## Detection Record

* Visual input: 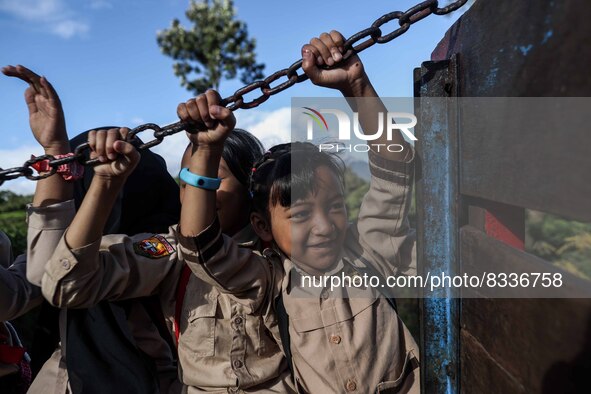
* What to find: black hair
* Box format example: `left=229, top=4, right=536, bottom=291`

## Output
left=249, top=142, right=345, bottom=217
left=222, top=128, right=264, bottom=187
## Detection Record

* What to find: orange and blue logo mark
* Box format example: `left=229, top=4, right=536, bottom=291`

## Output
left=302, top=107, right=329, bottom=131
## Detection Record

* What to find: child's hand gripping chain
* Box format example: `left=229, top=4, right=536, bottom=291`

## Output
left=176, top=90, right=236, bottom=238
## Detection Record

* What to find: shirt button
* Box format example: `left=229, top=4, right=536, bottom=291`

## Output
left=233, top=360, right=243, bottom=369
left=234, top=316, right=243, bottom=325
left=345, top=379, right=357, bottom=392
left=330, top=335, right=341, bottom=344
left=61, top=259, right=71, bottom=270
left=321, top=290, right=329, bottom=300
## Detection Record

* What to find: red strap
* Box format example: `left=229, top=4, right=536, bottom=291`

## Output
left=0, top=343, right=26, bottom=364
left=173, top=265, right=192, bottom=345
left=30, top=153, right=84, bottom=181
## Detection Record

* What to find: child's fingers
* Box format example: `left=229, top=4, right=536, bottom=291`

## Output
left=303, top=44, right=322, bottom=65
left=15, top=65, right=45, bottom=96
left=319, top=32, right=342, bottom=63
left=310, top=37, right=334, bottom=66
left=328, top=31, right=346, bottom=62
left=195, top=95, right=213, bottom=128
left=1, top=65, right=18, bottom=77
left=119, top=127, right=131, bottom=141
left=177, top=102, right=190, bottom=122
left=94, top=130, right=107, bottom=162
left=301, top=45, right=322, bottom=83
left=329, top=30, right=346, bottom=50
left=23, top=87, right=39, bottom=114
left=40, top=76, right=61, bottom=103
left=3, top=65, right=44, bottom=96
left=204, top=89, right=222, bottom=105
left=205, top=90, right=222, bottom=119
left=105, top=128, right=120, bottom=160
left=88, top=130, right=98, bottom=159
left=210, top=105, right=236, bottom=130
left=185, top=98, right=203, bottom=124
left=113, top=140, right=140, bottom=163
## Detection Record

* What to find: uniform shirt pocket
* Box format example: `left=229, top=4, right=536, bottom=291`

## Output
left=180, top=293, right=218, bottom=358
left=376, top=349, right=420, bottom=394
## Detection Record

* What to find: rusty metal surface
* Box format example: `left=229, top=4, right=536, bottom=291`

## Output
left=431, top=0, right=591, bottom=96
left=414, top=55, right=461, bottom=394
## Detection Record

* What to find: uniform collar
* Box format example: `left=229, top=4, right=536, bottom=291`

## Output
left=280, top=249, right=349, bottom=293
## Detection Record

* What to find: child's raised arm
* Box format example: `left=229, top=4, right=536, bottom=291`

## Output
left=175, top=92, right=277, bottom=309
left=177, top=90, right=236, bottom=237
left=64, top=128, right=139, bottom=249
left=300, top=31, right=411, bottom=162
left=2, top=65, right=77, bottom=285
left=301, top=33, right=416, bottom=279
left=2, top=65, right=73, bottom=206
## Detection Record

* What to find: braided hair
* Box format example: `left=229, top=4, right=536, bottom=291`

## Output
left=248, top=142, right=345, bottom=217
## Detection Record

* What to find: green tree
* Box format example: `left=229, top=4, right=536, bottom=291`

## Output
left=526, top=211, right=591, bottom=280
left=157, top=0, right=265, bottom=95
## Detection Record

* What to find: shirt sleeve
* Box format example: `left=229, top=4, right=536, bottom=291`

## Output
left=0, top=254, right=43, bottom=321
left=176, top=218, right=278, bottom=314
left=347, top=147, right=417, bottom=278
left=41, top=227, right=182, bottom=308
left=27, top=200, right=76, bottom=286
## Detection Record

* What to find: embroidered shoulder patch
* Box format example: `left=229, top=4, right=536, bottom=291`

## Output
left=133, top=234, right=175, bottom=259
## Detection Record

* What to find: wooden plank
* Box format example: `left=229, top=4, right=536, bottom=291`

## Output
left=458, top=97, right=591, bottom=222
left=460, top=330, right=526, bottom=394
left=430, top=0, right=591, bottom=221
left=460, top=226, right=591, bottom=298
left=461, top=298, right=591, bottom=393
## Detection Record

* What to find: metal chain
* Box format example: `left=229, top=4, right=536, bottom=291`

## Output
left=0, top=0, right=467, bottom=186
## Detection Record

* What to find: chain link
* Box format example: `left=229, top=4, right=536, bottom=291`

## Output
left=0, top=0, right=467, bottom=186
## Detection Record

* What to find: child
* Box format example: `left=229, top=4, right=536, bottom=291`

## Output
left=37, top=99, right=294, bottom=390
left=172, top=31, right=420, bottom=393
left=2, top=64, right=180, bottom=394
left=1, top=231, right=40, bottom=394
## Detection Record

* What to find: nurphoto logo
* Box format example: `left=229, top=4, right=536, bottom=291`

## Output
left=302, top=107, right=417, bottom=153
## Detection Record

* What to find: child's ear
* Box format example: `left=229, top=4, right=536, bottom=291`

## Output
left=250, top=212, right=273, bottom=242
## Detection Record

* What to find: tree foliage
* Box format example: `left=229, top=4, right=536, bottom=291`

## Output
left=526, top=211, right=591, bottom=280
left=0, top=191, right=32, bottom=256
left=157, top=0, right=265, bottom=95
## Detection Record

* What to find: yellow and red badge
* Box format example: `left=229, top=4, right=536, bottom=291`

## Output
left=133, top=234, right=175, bottom=259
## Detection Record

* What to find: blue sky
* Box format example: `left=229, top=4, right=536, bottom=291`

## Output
left=0, top=0, right=469, bottom=193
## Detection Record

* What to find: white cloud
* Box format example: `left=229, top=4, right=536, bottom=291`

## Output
left=235, top=106, right=291, bottom=150
left=152, top=107, right=292, bottom=179
left=0, top=0, right=63, bottom=20
left=0, top=0, right=90, bottom=39
left=51, top=19, right=89, bottom=38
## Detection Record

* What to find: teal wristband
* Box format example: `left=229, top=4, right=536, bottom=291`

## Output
left=179, top=168, right=221, bottom=190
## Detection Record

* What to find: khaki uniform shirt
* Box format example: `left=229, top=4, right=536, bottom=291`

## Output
left=0, top=254, right=43, bottom=322
left=41, top=216, right=293, bottom=393
left=0, top=233, right=42, bottom=381
left=26, top=200, right=179, bottom=394
left=176, top=149, right=420, bottom=394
